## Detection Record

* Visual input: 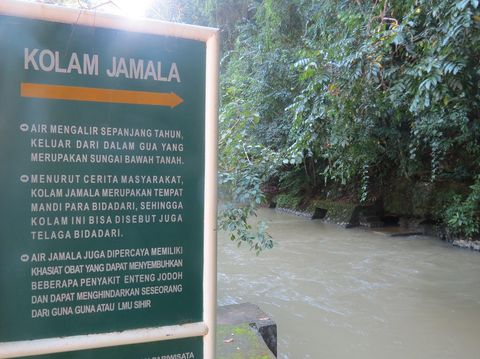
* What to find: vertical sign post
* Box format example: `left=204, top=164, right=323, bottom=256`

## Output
left=0, top=1, right=219, bottom=358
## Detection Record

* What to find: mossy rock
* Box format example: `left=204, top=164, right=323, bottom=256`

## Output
left=216, top=323, right=275, bottom=359
left=384, top=179, right=414, bottom=216
left=384, top=179, right=470, bottom=218
left=311, top=200, right=358, bottom=225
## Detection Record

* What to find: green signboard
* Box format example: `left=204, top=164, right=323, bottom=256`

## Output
left=0, top=3, right=216, bottom=357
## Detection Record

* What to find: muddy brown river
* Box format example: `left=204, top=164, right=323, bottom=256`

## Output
left=217, top=208, right=480, bottom=359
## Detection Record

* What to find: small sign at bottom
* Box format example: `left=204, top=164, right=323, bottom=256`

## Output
left=20, top=337, right=202, bottom=359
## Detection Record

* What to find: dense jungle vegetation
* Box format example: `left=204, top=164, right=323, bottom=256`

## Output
left=56, top=0, right=480, bottom=250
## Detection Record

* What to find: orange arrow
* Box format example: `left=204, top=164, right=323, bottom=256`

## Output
left=21, top=83, right=184, bottom=108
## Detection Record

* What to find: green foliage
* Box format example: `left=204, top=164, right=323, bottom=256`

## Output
left=218, top=205, right=273, bottom=254
left=444, top=176, right=480, bottom=238
left=217, top=58, right=280, bottom=251
left=216, top=1, right=302, bottom=250
left=276, top=193, right=301, bottom=209
left=218, top=0, right=480, bottom=239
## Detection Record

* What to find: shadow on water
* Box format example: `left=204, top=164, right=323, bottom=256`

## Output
left=217, top=208, right=480, bottom=359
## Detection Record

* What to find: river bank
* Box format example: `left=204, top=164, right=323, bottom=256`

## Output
left=272, top=198, right=480, bottom=252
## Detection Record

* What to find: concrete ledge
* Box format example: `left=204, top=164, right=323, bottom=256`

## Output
left=217, top=303, right=277, bottom=358
left=216, top=323, right=275, bottom=359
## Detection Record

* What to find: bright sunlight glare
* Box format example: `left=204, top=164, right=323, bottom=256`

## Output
left=114, top=0, right=154, bottom=19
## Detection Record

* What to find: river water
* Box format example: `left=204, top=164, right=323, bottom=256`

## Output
left=217, top=208, right=480, bottom=359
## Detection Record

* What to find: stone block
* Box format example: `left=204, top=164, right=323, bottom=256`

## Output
left=217, top=303, right=277, bottom=357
